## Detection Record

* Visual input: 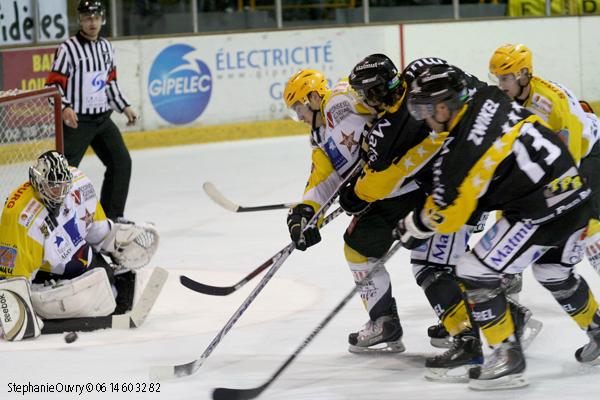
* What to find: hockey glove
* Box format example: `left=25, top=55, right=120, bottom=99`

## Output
left=287, top=204, right=321, bottom=251
left=339, top=181, right=370, bottom=216
left=393, top=210, right=434, bottom=249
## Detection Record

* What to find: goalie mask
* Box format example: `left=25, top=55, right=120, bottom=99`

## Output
left=29, top=151, right=73, bottom=214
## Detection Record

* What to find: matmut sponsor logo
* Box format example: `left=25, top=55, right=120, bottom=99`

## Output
left=485, top=221, right=537, bottom=269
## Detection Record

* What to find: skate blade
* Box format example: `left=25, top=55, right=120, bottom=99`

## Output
left=424, top=366, right=475, bottom=383
left=348, top=340, right=405, bottom=354
left=430, top=337, right=453, bottom=349
left=468, top=373, right=528, bottom=390
left=520, top=318, right=543, bottom=351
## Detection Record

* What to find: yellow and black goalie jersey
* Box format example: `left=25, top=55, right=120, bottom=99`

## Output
left=423, top=86, right=591, bottom=234
left=0, top=168, right=110, bottom=280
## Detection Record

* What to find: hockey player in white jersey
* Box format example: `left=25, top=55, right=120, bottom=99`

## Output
left=0, top=151, right=159, bottom=341
left=284, top=69, right=412, bottom=353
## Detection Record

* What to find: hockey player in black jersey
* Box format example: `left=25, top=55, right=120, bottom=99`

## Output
left=347, top=55, right=542, bottom=382
left=401, top=65, right=600, bottom=390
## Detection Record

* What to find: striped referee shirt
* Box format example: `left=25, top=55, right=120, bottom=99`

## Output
left=46, top=32, right=129, bottom=116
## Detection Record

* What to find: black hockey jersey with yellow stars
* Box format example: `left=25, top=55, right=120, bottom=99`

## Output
left=354, top=88, right=440, bottom=202
left=422, top=85, right=591, bottom=233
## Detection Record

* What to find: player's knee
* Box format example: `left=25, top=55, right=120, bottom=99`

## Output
left=455, top=252, right=502, bottom=289
left=531, top=263, right=573, bottom=292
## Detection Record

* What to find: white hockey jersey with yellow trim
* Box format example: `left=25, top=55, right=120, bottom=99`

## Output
left=301, top=81, right=374, bottom=211
left=0, top=168, right=109, bottom=280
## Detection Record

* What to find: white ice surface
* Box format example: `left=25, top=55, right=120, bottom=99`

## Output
left=1, top=136, right=600, bottom=400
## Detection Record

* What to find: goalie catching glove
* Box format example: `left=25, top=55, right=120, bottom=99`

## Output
left=98, top=221, right=160, bottom=270
left=287, top=204, right=321, bottom=251
left=393, top=210, right=434, bottom=249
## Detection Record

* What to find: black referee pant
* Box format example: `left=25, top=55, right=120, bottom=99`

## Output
left=63, top=112, right=131, bottom=220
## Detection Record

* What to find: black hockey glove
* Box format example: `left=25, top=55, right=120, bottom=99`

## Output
left=339, top=181, right=370, bottom=216
left=393, top=210, right=434, bottom=249
left=287, top=204, right=321, bottom=251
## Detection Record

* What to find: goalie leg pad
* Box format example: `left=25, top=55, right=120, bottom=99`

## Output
left=0, top=277, right=43, bottom=341
left=31, top=268, right=116, bottom=319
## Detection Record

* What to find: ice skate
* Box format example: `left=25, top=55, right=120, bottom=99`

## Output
left=509, top=299, right=543, bottom=350
left=468, top=341, right=528, bottom=390
left=428, top=321, right=452, bottom=349
left=575, top=325, right=600, bottom=365
left=425, top=330, right=483, bottom=383
left=348, top=300, right=404, bottom=354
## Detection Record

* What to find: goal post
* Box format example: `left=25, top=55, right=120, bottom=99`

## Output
left=0, top=87, right=63, bottom=203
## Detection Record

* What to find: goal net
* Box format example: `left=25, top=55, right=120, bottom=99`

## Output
left=0, top=87, right=63, bottom=204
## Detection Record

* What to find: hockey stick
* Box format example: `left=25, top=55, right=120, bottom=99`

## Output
left=41, top=267, right=168, bottom=334
left=203, top=182, right=295, bottom=212
left=212, top=241, right=403, bottom=400
left=179, top=207, right=345, bottom=296
left=149, top=165, right=362, bottom=381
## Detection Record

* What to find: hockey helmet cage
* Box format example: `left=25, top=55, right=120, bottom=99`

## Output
left=29, top=151, right=73, bottom=213
left=349, top=54, right=404, bottom=106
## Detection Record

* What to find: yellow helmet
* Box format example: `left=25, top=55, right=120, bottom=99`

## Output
left=284, top=69, right=329, bottom=108
left=489, top=44, right=532, bottom=77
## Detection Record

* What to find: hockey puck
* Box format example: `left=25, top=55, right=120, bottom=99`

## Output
left=64, top=332, right=78, bottom=344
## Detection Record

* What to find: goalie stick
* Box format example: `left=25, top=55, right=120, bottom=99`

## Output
left=179, top=207, right=345, bottom=296
left=41, top=267, right=168, bottom=334
left=149, top=164, right=362, bottom=381
left=203, top=182, right=296, bottom=212
left=212, top=241, right=403, bottom=400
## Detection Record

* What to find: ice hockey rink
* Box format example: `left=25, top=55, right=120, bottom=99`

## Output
left=2, top=135, right=600, bottom=400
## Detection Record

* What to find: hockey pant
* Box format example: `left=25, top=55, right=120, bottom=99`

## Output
left=344, top=190, right=424, bottom=320
left=412, top=225, right=475, bottom=336
left=580, top=140, right=600, bottom=272
left=456, top=206, right=600, bottom=346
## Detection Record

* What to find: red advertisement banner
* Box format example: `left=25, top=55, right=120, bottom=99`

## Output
left=1, top=46, right=57, bottom=91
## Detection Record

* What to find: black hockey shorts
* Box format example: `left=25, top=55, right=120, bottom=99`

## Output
left=580, top=140, right=600, bottom=217
left=456, top=201, right=594, bottom=285
left=343, top=189, right=425, bottom=259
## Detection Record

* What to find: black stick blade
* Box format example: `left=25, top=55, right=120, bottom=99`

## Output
left=213, top=386, right=265, bottom=400
left=179, top=275, right=234, bottom=296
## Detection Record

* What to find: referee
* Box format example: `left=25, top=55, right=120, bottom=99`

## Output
left=46, top=0, right=136, bottom=221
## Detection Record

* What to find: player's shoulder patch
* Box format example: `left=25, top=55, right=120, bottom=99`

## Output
left=18, top=198, right=44, bottom=229
left=324, top=94, right=355, bottom=130
left=530, top=92, right=553, bottom=115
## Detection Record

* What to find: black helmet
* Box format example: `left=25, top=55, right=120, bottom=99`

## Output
left=349, top=54, right=404, bottom=107
left=77, top=0, right=105, bottom=16
left=403, top=57, right=448, bottom=87
left=406, top=65, right=467, bottom=121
